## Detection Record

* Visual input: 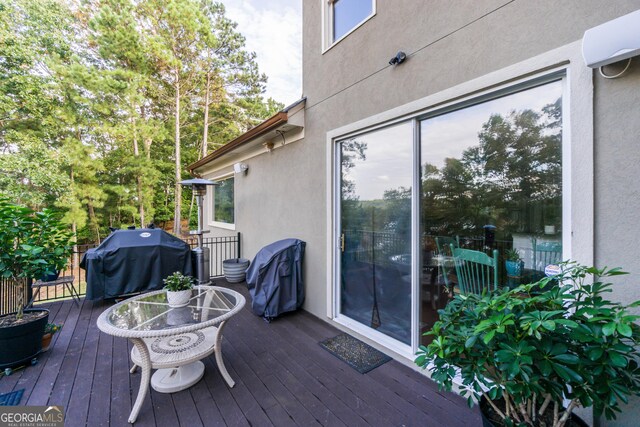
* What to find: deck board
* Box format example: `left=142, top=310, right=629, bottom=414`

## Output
left=0, top=280, right=481, bottom=426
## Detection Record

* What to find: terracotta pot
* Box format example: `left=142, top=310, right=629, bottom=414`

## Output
left=41, top=333, right=53, bottom=352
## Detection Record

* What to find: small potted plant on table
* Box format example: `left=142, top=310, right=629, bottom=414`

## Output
left=415, top=262, right=640, bottom=427
left=163, top=272, right=194, bottom=308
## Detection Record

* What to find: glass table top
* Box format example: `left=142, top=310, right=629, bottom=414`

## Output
left=105, top=287, right=240, bottom=332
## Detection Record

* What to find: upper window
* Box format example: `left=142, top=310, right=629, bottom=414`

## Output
left=213, top=176, right=234, bottom=226
left=324, top=0, right=375, bottom=50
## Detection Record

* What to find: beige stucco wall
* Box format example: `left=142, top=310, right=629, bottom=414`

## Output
left=592, top=59, right=640, bottom=427
left=202, top=2, right=640, bottom=424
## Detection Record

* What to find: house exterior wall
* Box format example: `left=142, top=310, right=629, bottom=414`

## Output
left=301, top=0, right=640, bottom=312
left=201, top=2, right=640, bottom=424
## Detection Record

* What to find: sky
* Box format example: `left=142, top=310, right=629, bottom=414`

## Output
left=346, top=81, right=563, bottom=201
left=222, top=0, right=302, bottom=107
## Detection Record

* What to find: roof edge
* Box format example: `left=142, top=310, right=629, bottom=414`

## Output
left=188, top=111, right=288, bottom=173
left=188, top=97, right=306, bottom=174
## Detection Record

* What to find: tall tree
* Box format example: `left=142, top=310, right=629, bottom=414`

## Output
left=1, top=0, right=281, bottom=242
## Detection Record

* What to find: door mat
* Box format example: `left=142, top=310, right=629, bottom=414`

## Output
left=319, top=333, right=391, bottom=374
left=0, top=389, right=24, bottom=406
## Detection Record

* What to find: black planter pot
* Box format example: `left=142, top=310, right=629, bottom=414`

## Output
left=480, top=396, right=589, bottom=427
left=0, top=308, right=49, bottom=369
left=40, top=270, right=60, bottom=282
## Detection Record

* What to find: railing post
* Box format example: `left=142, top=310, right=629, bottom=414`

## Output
left=237, top=232, right=241, bottom=259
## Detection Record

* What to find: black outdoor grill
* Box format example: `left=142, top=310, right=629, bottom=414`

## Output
left=80, top=229, right=193, bottom=300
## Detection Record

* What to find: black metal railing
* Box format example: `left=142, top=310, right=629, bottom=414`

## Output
left=0, top=232, right=241, bottom=313
left=182, top=233, right=241, bottom=278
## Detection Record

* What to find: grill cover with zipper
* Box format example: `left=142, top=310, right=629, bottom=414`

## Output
left=245, top=238, right=305, bottom=321
left=80, top=229, right=193, bottom=300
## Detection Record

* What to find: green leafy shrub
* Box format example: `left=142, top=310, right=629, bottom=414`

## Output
left=0, top=198, right=73, bottom=317
left=415, top=262, right=640, bottom=427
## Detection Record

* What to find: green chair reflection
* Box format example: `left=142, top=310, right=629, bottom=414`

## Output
left=532, top=239, right=562, bottom=271
left=451, top=244, right=499, bottom=295
left=435, top=236, right=459, bottom=288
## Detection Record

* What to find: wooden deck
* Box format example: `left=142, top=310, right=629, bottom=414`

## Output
left=0, top=280, right=481, bottom=426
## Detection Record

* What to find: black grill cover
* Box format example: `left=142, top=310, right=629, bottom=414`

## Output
left=80, top=229, right=193, bottom=300
left=246, top=238, right=305, bottom=321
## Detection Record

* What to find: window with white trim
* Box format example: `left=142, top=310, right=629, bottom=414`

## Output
left=324, top=0, right=375, bottom=50
left=212, top=176, right=234, bottom=226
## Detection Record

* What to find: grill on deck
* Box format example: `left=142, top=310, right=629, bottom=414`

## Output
left=80, top=229, right=193, bottom=300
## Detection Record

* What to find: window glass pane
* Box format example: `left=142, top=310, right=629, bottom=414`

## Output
left=214, top=177, right=234, bottom=224
left=419, top=80, right=563, bottom=344
left=333, top=0, right=373, bottom=42
left=339, top=122, right=413, bottom=344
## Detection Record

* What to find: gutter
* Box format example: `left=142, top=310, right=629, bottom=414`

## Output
left=188, top=97, right=306, bottom=174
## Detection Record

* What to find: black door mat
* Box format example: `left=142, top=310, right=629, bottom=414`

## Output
left=319, top=333, right=392, bottom=374
left=0, top=389, right=24, bottom=406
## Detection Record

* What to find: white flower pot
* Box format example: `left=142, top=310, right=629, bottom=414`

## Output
left=166, top=289, right=192, bottom=308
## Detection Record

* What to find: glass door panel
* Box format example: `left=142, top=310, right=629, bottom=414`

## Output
left=419, top=80, right=563, bottom=345
left=338, top=122, right=413, bottom=345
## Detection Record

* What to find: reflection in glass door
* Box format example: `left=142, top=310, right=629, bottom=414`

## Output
left=338, top=122, right=413, bottom=345
left=418, top=80, right=563, bottom=346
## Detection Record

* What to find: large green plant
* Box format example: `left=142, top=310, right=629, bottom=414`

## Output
left=0, top=198, right=73, bottom=318
left=415, top=263, right=640, bottom=427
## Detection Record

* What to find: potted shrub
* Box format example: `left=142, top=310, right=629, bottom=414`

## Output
left=415, top=262, right=640, bottom=427
left=41, top=323, right=62, bottom=352
left=504, top=249, right=524, bottom=278
left=163, top=272, right=194, bottom=307
left=0, top=198, right=73, bottom=368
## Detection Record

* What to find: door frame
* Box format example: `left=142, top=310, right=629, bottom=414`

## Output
left=325, top=40, right=593, bottom=360
left=331, top=121, right=417, bottom=359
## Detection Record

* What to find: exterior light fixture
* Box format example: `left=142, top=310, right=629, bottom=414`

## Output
left=233, top=162, right=249, bottom=175
left=179, top=178, right=218, bottom=285
left=389, top=51, right=407, bottom=66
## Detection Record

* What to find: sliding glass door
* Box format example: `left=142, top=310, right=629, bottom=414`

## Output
left=334, top=76, right=564, bottom=353
left=337, top=122, right=413, bottom=345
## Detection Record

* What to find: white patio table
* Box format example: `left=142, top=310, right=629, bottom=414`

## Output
left=96, top=286, right=245, bottom=423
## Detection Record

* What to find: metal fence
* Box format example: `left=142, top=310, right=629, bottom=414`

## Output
left=0, top=232, right=241, bottom=314
left=182, top=234, right=242, bottom=277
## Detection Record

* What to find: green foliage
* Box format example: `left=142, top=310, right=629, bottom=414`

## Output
left=0, top=0, right=279, bottom=242
left=504, top=249, right=522, bottom=262
left=415, top=262, right=640, bottom=426
left=44, top=322, right=62, bottom=335
left=163, top=271, right=194, bottom=292
left=0, top=198, right=73, bottom=317
left=421, top=96, right=562, bottom=242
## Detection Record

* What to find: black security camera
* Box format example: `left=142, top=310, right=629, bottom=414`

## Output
left=389, top=51, right=407, bottom=66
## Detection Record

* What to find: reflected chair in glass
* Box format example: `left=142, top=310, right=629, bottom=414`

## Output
left=434, top=236, right=459, bottom=290
left=451, top=244, right=499, bottom=295
left=532, top=239, right=562, bottom=271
